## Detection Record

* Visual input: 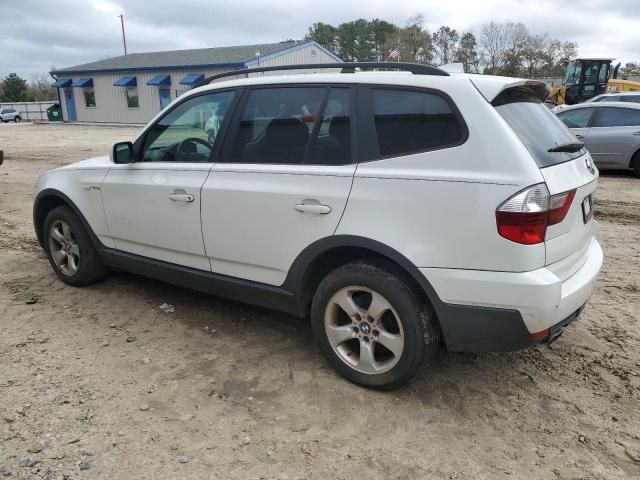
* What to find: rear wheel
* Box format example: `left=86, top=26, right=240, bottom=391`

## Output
left=14, top=116, right=21, bottom=123
left=311, top=261, right=440, bottom=390
left=632, top=151, right=640, bottom=178
left=44, top=206, right=108, bottom=286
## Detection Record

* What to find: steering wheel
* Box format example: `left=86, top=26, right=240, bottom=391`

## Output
left=175, top=137, right=212, bottom=161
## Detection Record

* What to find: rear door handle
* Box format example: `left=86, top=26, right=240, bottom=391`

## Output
left=575, top=134, right=585, bottom=140
left=294, top=203, right=331, bottom=214
left=169, top=191, right=194, bottom=202
left=633, top=131, right=640, bottom=136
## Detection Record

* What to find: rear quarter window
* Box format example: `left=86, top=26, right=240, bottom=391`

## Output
left=371, top=88, right=465, bottom=158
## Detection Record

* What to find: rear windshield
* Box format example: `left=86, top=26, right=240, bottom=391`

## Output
left=493, top=87, right=587, bottom=168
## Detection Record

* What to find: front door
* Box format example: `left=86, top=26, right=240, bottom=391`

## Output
left=64, top=89, right=76, bottom=121
left=202, top=86, right=356, bottom=286
left=101, top=89, right=237, bottom=270
left=159, top=88, right=171, bottom=110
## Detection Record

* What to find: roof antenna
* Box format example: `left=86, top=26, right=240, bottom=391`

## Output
left=118, top=14, right=128, bottom=55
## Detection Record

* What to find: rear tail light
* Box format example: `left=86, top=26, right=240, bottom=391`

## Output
left=496, top=184, right=576, bottom=245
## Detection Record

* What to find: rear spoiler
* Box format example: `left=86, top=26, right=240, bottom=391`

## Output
left=469, top=76, right=549, bottom=103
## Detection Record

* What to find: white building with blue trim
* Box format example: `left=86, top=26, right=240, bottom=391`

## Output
left=50, top=40, right=341, bottom=124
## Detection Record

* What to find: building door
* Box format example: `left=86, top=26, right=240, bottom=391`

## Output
left=159, top=88, right=171, bottom=110
left=64, top=89, right=76, bottom=121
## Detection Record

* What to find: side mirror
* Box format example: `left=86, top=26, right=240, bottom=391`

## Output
left=111, top=141, right=135, bottom=164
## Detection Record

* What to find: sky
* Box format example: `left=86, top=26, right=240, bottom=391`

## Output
left=0, top=0, right=639, bottom=79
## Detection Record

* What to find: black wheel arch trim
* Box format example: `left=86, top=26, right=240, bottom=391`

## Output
left=282, top=235, right=533, bottom=352
left=33, top=188, right=105, bottom=250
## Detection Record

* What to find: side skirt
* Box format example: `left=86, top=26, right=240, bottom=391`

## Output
left=98, top=249, right=302, bottom=317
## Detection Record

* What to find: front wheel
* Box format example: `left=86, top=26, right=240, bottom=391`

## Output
left=311, top=261, right=440, bottom=390
left=14, top=116, right=21, bottom=123
left=43, top=206, right=108, bottom=286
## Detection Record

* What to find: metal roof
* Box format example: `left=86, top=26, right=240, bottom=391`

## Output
left=51, top=40, right=328, bottom=74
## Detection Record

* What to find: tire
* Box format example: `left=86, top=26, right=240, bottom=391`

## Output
left=14, top=116, right=21, bottom=123
left=632, top=152, right=640, bottom=178
left=310, top=260, right=440, bottom=390
left=43, top=206, right=108, bottom=286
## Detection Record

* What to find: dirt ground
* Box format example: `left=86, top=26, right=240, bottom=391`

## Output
left=0, top=123, right=639, bottom=480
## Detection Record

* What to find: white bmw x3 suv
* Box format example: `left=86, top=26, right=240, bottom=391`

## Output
left=33, top=63, right=603, bottom=389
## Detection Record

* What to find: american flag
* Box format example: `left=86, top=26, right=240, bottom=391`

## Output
left=388, top=47, right=401, bottom=60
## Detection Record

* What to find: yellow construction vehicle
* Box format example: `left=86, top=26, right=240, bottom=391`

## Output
left=549, top=58, right=640, bottom=105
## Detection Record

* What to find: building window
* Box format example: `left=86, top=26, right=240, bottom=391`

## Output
left=126, top=87, right=139, bottom=109
left=83, top=88, right=96, bottom=108
left=175, top=88, right=188, bottom=98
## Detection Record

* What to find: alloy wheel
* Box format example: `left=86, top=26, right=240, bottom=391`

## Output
left=324, top=286, right=404, bottom=374
left=48, top=220, right=80, bottom=276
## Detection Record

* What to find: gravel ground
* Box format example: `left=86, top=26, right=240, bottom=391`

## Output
left=0, top=123, right=639, bottom=480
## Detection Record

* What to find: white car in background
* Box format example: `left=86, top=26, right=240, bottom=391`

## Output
left=32, top=63, right=603, bottom=389
left=0, top=108, right=22, bottom=122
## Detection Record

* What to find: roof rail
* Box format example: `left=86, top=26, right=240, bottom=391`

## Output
left=195, top=62, right=449, bottom=87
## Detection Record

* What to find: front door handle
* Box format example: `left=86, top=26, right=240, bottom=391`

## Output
left=575, top=134, right=585, bottom=140
left=633, top=131, right=640, bottom=136
left=294, top=202, right=331, bottom=214
left=169, top=191, right=194, bottom=202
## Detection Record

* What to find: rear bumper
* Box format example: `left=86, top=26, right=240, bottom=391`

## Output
left=422, top=236, right=603, bottom=352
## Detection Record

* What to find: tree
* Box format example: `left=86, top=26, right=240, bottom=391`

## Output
left=1, top=73, right=30, bottom=102
left=620, top=62, right=640, bottom=78
left=480, top=21, right=510, bottom=74
left=369, top=19, right=397, bottom=61
left=306, top=22, right=340, bottom=56
left=395, top=14, right=435, bottom=64
left=454, top=32, right=479, bottom=72
left=28, top=73, right=57, bottom=101
left=433, top=25, right=459, bottom=65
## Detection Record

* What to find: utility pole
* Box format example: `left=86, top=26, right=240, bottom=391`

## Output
left=118, top=14, right=128, bottom=55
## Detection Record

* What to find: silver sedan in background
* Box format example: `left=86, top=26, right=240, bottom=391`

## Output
left=556, top=101, right=640, bottom=177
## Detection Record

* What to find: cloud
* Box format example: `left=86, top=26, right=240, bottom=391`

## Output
left=1, top=0, right=638, bottom=78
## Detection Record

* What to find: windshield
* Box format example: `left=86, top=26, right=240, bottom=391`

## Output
left=493, top=87, right=586, bottom=168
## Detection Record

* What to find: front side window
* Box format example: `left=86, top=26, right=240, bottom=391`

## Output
left=229, top=87, right=326, bottom=164
left=371, top=88, right=464, bottom=158
left=83, top=88, right=96, bottom=107
left=557, top=108, right=595, bottom=128
left=126, top=87, right=139, bottom=109
left=593, top=107, right=640, bottom=127
left=141, top=90, right=236, bottom=162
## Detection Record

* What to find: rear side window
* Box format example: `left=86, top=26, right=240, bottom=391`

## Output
left=621, top=95, right=640, bottom=103
left=229, top=87, right=325, bottom=164
left=371, top=88, right=464, bottom=157
left=494, top=87, right=587, bottom=167
left=557, top=108, right=595, bottom=128
left=593, top=107, right=640, bottom=127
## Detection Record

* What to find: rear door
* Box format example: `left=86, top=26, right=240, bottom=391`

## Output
left=494, top=91, right=598, bottom=271
left=586, top=106, right=640, bottom=168
left=201, top=85, right=356, bottom=286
